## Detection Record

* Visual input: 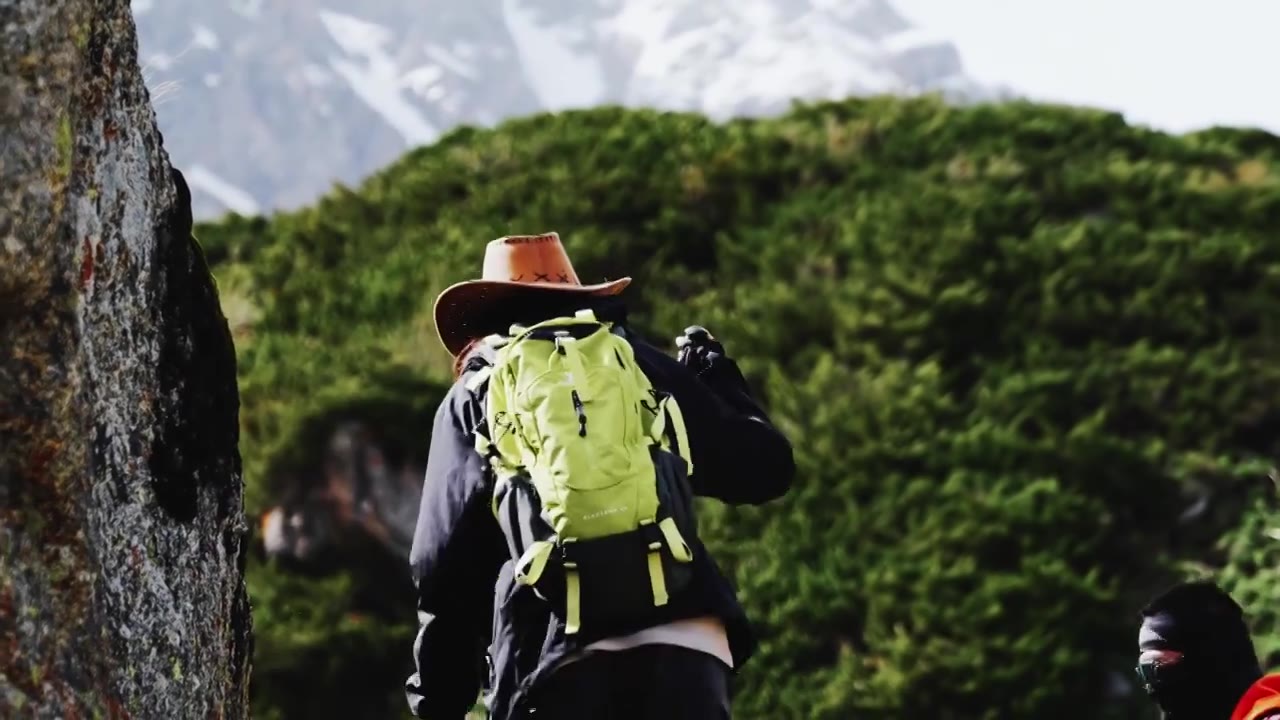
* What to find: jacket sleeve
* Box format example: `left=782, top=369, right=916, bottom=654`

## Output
left=634, top=340, right=795, bottom=506
left=404, top=378, right=506, bottom=719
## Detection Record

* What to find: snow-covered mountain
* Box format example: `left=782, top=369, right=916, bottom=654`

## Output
left=132, top=0, right=997, bottom=220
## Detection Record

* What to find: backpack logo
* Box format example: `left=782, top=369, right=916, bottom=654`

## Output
left=580, top=505, right=629, bottom=522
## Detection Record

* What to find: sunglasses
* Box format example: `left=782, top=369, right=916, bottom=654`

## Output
left=1135, top=649, right=1184, bottom=693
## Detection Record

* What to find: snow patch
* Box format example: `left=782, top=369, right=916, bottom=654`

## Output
left=191, top=24, right=220, bottom=51
left=740, top=0, right=780, bottom=27
left=611, top=0, right=938, bottom=118
left=401, top=65, right=444, bottom=97
left=880, top=27, right=950, bottom=55
left=301, top=64, right=333, bottom=86
left=185, top=165, right=261, bottom=216
left=438, top=93, right=461, bottom=116
left=501, top=0, right=607, bottom=110
left=145, top=53, right=173, bottom=72
left=229, top=0, right=263, bottom=19
left=317, top=9, right=439, bottom=146
left=317, top=9, right=394, bottom=55
left=605, top=0, right=677, bottom=48
left=424, top=45, right=478, bottom=80
left=815, top=0, right=880, bottom=23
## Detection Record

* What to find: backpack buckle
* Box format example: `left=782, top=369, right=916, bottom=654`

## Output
left=638, top=518, right=664, bottom=547
left=553, top=331, right=573, bottom=355
left=558, top=537, right=580, bottom=564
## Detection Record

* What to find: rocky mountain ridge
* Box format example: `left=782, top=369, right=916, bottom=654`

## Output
left=132, top=0, right=999, bottom=219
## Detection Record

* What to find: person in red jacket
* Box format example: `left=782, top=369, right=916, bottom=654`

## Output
left=1136, top=580, right=1280, bottom=720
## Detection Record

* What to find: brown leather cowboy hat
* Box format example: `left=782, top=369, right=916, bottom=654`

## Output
left=433, top=232, right=631, bottom=356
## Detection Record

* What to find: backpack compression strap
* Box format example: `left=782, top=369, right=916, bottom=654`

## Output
left=510, top=540, right=573, bottom=630
left=512, top=527, right=692, bottom=635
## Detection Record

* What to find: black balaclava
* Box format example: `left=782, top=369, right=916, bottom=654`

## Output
left=1137, top=581, right=1263, bottom=720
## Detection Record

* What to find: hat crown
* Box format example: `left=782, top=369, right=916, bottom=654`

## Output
left=433, top=231, right=632, bottom=357
left=480, top=232, right=583, bottom=287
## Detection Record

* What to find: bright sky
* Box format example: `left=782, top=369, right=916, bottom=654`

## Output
left=892, top=0, right=1280, bottom=135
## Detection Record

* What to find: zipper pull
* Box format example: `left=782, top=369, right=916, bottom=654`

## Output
left=571, top=390, right=587, bottom=436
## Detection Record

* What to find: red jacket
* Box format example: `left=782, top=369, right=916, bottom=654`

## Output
left=1233, top=674, right=1280, bottom=720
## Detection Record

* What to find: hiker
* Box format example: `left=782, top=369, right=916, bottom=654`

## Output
left=404, top=232, right=795, bottom=719
left=1137, top=580, right=1280, bottom=720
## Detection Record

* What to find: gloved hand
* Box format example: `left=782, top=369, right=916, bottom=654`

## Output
left=675, top=325, right=725, bottom=376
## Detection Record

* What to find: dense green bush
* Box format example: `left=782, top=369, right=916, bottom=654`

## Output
left=201, top=95, right=1280, bottom=719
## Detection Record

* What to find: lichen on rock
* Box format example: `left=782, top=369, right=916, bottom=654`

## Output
left=0, top=1, right=252, bottom=718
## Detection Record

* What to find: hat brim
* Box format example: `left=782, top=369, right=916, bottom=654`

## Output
left=433, top=277, right=632, bottom=357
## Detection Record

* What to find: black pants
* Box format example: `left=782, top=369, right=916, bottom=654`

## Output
left=523, top=644, right=732, bottom=719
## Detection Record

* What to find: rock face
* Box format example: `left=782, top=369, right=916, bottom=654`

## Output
left=0, top=1, right=252, bottom=717
left=260, top=419, right=426, bottom=570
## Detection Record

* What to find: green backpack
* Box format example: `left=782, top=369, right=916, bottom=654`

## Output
left=467, top=308, right=698, bottom=635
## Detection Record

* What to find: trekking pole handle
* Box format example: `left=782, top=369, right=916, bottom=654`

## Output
left=675, top=325, right=719, bottom=369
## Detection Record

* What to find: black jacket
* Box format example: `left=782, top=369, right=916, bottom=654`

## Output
left=404, top=324, right=795, bottom=720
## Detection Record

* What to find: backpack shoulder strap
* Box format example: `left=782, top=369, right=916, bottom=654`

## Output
left=464, top=363, right=492, bottom=394
left=460, top=334, right=507, bottom=457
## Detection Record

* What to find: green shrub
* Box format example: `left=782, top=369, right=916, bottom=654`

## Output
left=204, top=95, right=1280, bottom=719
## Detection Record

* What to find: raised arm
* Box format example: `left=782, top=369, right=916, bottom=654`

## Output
left=632, top=334, right=795, bottom=506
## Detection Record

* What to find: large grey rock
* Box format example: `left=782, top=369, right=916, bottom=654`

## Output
left=0, top=1, right=251, bottom=717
